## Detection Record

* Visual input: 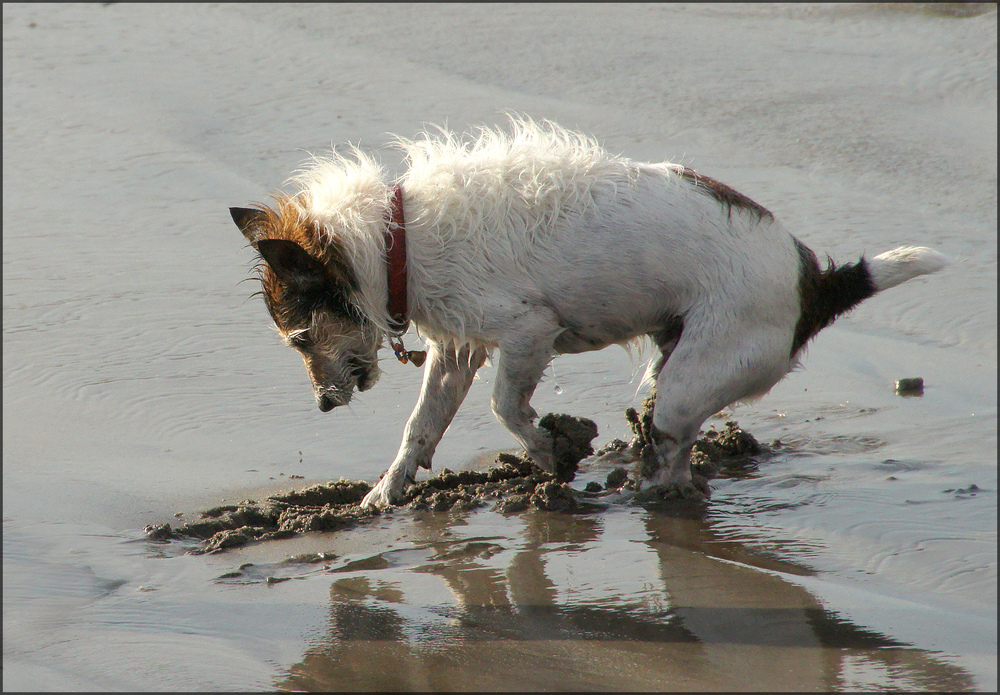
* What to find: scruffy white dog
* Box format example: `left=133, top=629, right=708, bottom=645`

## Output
left=230, top=117, right=946, bottom=508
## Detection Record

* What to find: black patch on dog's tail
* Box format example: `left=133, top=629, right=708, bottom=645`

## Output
left=791, top=239, right=877, bottom=357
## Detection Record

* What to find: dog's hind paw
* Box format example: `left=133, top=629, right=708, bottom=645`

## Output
left=636, top=475, right=711, bottom=503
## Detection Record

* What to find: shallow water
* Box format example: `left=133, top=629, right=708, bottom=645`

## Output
left=3, top=3, right=996, bottom=691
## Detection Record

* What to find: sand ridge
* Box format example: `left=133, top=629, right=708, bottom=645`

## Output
left=146, top=404, right=769, bottom=553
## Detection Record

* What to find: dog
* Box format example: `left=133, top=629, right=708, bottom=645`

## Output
left=230, top=117, right=947, bottom=509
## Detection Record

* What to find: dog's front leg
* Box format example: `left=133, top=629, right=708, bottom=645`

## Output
left=361, top=342, right=486, bottom=509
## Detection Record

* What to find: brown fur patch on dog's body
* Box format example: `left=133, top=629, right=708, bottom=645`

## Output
left=672, top=166, right=774, bottom=221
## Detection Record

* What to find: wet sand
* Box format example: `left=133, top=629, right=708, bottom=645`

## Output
left=3, top=3, right=996, bottom=692
left=144, top=407, right=979, bottom=692
left=143, top=405, right=766, bottom=554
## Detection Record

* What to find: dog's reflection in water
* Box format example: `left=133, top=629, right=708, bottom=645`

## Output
left=274, top=507, right=973, bottom=692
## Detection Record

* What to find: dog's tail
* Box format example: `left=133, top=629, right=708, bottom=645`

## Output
left=792, top=244, right=948, bottom=355
left=866, top=245, right=949, bottom=292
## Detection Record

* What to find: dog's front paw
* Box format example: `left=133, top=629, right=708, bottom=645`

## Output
left=524, top=438, right=556, bottom=475
left=360, top=467, right=412, bottom=509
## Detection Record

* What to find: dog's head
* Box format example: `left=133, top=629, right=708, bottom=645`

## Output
left=231, top=200, right=381, bottom=411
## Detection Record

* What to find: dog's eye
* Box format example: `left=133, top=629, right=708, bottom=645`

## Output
left=288, top=332, right=311, bottom=349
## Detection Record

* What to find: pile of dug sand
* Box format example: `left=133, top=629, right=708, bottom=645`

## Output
left=146, top=403, right=768, bottom=554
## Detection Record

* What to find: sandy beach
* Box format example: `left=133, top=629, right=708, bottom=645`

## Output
left=3, top=3, right=996, bottom=691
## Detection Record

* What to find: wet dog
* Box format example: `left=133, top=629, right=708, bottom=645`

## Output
left=230, top=117, right=947, bottom=508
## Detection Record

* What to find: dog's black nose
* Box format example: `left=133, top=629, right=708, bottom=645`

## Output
left=317, top=395, right=337, bottom=412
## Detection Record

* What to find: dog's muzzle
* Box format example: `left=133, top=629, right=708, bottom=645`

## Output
left=317, top=393, right=345, bottom=412
left=314, top=363, right=377, bottom=412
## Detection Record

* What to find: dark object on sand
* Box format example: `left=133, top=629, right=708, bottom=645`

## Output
left=895, top=377, right=924, bottom=397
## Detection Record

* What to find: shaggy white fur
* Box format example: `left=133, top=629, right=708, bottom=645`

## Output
left=287, top=148, right=394, bottom=335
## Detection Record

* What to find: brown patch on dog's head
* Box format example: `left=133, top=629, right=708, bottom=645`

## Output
left=231, top=196, right=381, bottom=410
left=231, top=195, right=361, bottom=332
left=673, top=166, right=773, bottom=221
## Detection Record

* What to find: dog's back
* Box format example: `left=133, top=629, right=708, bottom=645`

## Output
left=394, top=124, right=801, bottom=353
left=393, top=128, right=944, bottom=367
left=278, top=117, right=946, bottom=378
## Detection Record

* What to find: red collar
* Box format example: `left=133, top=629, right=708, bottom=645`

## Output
left=385, top=185, right=409, bottom=333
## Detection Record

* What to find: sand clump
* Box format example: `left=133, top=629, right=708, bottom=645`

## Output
left=601, top=395, right=766, bottom=491
left=146, top=405, right=766, bottom=553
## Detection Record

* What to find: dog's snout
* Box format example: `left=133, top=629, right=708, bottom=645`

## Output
left=317, top=394, right=339, bottom=412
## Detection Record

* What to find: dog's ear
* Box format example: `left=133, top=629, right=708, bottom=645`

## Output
left=255, top=239, right=329, bottom=293
left=230, top=207, right=268, bottom=244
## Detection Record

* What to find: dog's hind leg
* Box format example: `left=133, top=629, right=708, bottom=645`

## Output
left=642, top=324, right=790, bottom=500
left=361, top=342, right=487, bottom=508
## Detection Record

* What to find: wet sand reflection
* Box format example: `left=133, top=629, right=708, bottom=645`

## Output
left=270, top=504, right=973, bottom=691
